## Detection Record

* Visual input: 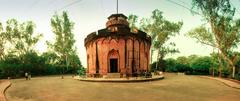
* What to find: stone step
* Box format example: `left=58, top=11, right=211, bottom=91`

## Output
left=106, top=73, right=121, bottom=78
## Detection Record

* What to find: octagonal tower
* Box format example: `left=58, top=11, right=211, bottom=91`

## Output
left=84, top=14, right=151, bottom=77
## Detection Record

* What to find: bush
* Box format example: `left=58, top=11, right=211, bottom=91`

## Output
left=77, top=67, right=86, bottom=76
left=165, top=58, right=177, bottom=72
left=165, top=58, right=190, bottom=73
left=0, top=63, right=24, bottom=78
left=189, top=56, right=211, bottom=75
left=235, top=73, right=240, bottom=80
left=0, top=51, right=83, bottom=78
left=175, top=63, right=189, bottom=72
left=221, top=67, right=231, bottom=78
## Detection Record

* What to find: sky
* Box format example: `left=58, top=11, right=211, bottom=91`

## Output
left=0, top=0, right=240, bottom=67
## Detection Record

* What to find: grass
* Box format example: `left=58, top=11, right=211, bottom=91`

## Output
left=5, top=73, right=240, bottom=101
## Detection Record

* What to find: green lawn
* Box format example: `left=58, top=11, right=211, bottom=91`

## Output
left=6, top=74, right=240, bottom=101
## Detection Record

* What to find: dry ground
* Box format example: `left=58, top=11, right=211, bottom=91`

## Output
left=5, top=74, right=240, bottom=101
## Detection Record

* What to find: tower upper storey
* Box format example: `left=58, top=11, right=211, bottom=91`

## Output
left=106, top=14, right=129, bottom=32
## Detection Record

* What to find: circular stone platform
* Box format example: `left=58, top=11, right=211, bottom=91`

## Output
left=74, top=75, right=164, bottom=82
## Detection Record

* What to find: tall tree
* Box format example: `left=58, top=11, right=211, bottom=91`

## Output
left=128, top=10, right=182, bottom=71
left=48, top=11, right=77, bottom=75
left=69, top=50, right=82, bottom=67
left=41, top=51, right=59, bottom=65
left=0, top=22, right=5, bottom=60
left=4, top=19, right=42, bottom=58
left=189, top=0, right=240, bottom=78
left=21, top=21, right=42, bottom=52
left=140, top=9, right=182, bottom=71
left=128, top=14, right=138, bottom=32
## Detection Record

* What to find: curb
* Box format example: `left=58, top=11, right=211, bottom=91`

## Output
left=0, top=81, right=11, bottom=101
left=200, top=76, right=240, bottom=89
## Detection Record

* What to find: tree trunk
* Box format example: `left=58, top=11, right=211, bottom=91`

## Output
left=212, top=48, right=214, bottom=77
left=233, top=65, right=236, bottom=78
left=155, top=50, right=159, bottom=71
left=159, top=55, right=165, bottom=72
left=219, top=49, right=235, bottom=78
left=213, top=67, right=215, bottom=77
left=151, top=49, right=153, bottom=64
left=209, top=18, right=236, bottom=78
left=217, top=50, right=222, bottom=77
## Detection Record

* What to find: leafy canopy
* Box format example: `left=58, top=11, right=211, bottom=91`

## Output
left=189, top=0, right=240, bottom=77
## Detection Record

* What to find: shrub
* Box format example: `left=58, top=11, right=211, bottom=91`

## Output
left=77, top=67, right=86, bottom=76
left=221, top=67, right=231, bottom=78
left=165, top=58, right=177, bottom=72
left=189, top=56, right=211, bottom=75
left=235, top=73, right=240, bottom=80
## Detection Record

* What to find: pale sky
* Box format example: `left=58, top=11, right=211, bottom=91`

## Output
left=0, top=0, right=240, bottom=67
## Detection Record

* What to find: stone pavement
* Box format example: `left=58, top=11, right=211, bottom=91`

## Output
left=202, top=76, right=240, bottom=89
left=0, top=80, right=11, bottom=101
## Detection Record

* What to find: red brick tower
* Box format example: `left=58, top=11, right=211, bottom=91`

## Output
left=84, top=14, right=151, bottom=77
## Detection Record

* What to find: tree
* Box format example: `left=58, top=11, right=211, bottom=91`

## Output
left=21, top=21, right=42, bottom=53
left=66, top=50, right=82, bottom=74
left=190, top=56, right=212, bottom=75
left=0, top=19, right=43, bottom=78
left=128, top=14, right=138, bottom=32
left=210, top=51, right=229, bottom=77
left=141, top=9, right=182, bottom=71
left=48, top=11, right=77, bottom=76
left=5, top=19, right=42, bottom=57
left=41, top=52, right=59, bottom=65
left=175, top=56, right=189, bottom=72
left=68, top=51, right=82, bottom=68
left=177, top=56, right=189, bottom=65
left=128, top=10, right=182, bottom=71
left=0, top=19, right=42, bottom=64
left=189, top=0, right=240, bottom=78
left=165, top=58, right=177, bottom=72
left=0, top=22, right=6, bottom=60
left=187, top=55, right=198, bottom=63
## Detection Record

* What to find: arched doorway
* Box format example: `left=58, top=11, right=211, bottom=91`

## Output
left=108, top=49, right=119, bottom=73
